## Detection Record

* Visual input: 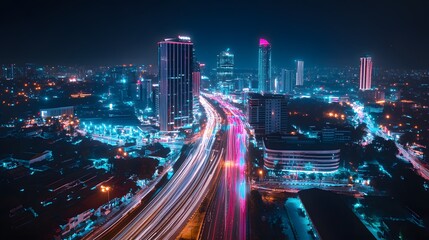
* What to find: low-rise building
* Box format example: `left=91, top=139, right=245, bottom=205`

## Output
left=298, top=189, right=375, bottom=240
left=263, top=135, right=340, bottom=173
left=309, top=126, right=352, bottom=143
left=40, top=106, right=74, bottom=118
left=10, top=150, right=52, bottom=166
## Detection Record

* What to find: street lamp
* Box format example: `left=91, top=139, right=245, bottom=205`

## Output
left=101, top=185, right=111, bottom=205
left=259, top=170, right=263, bottom=181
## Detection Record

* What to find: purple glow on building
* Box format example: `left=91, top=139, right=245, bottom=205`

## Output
left=259, top=38, right=270, bottom=46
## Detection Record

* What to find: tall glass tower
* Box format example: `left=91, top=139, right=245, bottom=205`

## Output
left=216, top=48, right=234, bottom=81
left=258, top=38, right=272, bottom=92
left=281, top=69, right=295, bottom=93
left=158, top=36, right=194, bottom=131
left=295, top=60, right=304, bottom=86
left=359, top=56, right=372, bottom=90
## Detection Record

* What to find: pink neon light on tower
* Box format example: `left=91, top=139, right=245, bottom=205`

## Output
left=259, top=38, right=270, bottom=46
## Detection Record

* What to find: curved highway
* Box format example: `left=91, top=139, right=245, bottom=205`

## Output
left=90, top=96, right=224, bottom=240
left=200, top=94, right=248, bottom=240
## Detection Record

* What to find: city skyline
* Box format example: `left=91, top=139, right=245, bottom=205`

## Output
left=1, top=0, right=429, bottom=68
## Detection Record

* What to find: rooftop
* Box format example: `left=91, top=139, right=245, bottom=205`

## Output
left=161, top=35, right=192, bottom=44
left=298, top=188, right=375, bottom=240
left=263, top=137, right=339, bottom=151
left=248, top=92, right=286, bottom=100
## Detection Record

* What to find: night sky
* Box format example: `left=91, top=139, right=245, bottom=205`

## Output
left=1, top=0, right=428, bottom=69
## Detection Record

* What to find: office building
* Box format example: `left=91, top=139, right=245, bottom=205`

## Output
left=298, top=189, right=375, bottom=240
left=192, top=61, right=201, bottom=111
left=217, top=48, right=234, bottom=81
left=296, top=60, right=304, bottom=86
left=135, top=78, right=152, bottom=111
left=280, top=69, right=295, bottom=93
left=152, top=83, right=160, bottom=118
left=263, top=136, right=340, bottom=173
left=359, top=56, right=372, bottom=90
left=309, top=127, right=352, bottom=143
left=247, top=93, right=287, bottom=137
left=258, top=39, right=272, bottom=92
left=1, top=64, right=15, bottom=80
left=158, top=36, right=194, bottom=131
left=358, top=89, right=385, bottom=103
left=40, top=106, right=74, bottom=118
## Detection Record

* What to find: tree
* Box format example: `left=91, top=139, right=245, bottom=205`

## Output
left=274, top=161, right=282, bottom=176
left=352, top=123, right=367, bottom=142
left=398, top=132, right=415, bottom=146
left=424, top=146, right=429, bottom=162
left=272, top=217, right=286, bottom=239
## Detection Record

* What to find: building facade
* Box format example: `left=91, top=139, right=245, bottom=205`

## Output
left=158, top=36, right=194, bottom=131
left=263, top=137, right=340, bottom=173
left=280, top=69, right=295, bottom=93
left=258, top=39, right=272, bottom=92
left=217, top=48, right=234, bottom=81
left=359, top=56, right=372, bottom=90
left=295, top=60, right=304, bottom=86
left=134, top=78, right=152, bottom=111
left=40, top=106, right=74, bottom=118
left=247, top=93, right=287, bottom=137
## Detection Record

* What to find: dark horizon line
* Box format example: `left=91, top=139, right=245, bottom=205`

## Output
left=1, top=61, right=429, bottom=71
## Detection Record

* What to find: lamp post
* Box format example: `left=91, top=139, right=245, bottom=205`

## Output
left=101, top=185, right=111, bottom=207
left=259, top=169, right=263, bottom=181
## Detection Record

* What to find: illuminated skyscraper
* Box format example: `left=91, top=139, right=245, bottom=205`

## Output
left=217, top=49, right=234, bottom=95
left=192, top=65, right=201, bottom=98
left=359, top=56, right=372, bottom=90
left=247, top=93, right=287, bottom=137
left=1, top=64, right=15, bottom=80
left=295, top=60, right=304, bottom=86
left=280, top=69, right=295, bottom=93
left=192, top=48, right=201, bottom=110
left=192, top=60, right=201, bottom=111
left=158, top=36, right=194, bottom=131
left=135, top=78, right=152, bottom=111
left=217, top=48, right=234, bottom=81
left=258, top=38, right=272, bottom=92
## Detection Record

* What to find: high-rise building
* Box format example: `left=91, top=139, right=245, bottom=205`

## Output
left=217, top=48, right=234, bottom=81
left=192, top=69, right=201, bottom=98
left=1, top=64, right=15, bottom=80
left=258, top=39, right=272, bottom=92
left=192, top=61, right=201, bottom=111
left=295, top=60, right=304, bottom=86
left=280, top=69, right=295, bottom=93
left=135, top=78, right=152, bottom=111
left=192, top=48, right=201, bottom=109
left=216, top=49, right=234, bottom=95
left=359, top=56, right=372, bottom=90
left=158, top=36, right=194, bottom=131
left=247, top=93, right=287, bottom=137
left=152, top=83, right=160, bottom=118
